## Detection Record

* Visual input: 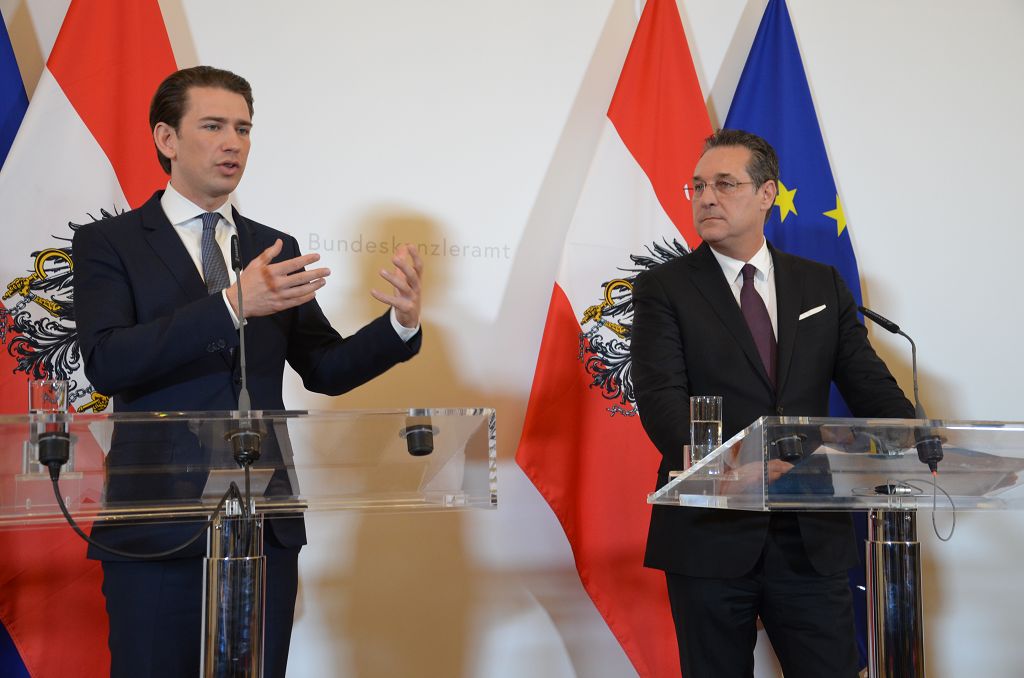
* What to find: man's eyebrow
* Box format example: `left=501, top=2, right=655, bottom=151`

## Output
left=198, top=115, right=252, bottom=126
left=693, top=172, right=737, bottom=181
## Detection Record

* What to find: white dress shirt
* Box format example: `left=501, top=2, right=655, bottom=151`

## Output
left=709, top=238, right=778, bottom=338
left=160, top=183, right=419, bottom=340
left=160, top=183, right=241, bottom=325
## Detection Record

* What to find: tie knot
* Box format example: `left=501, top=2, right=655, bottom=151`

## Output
left=200, top=212, right=220, bottom=232
left=741, top=263, right=757, bottom=282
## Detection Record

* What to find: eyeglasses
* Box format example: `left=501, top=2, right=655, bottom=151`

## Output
left=691, top=179, right=755, bottom=196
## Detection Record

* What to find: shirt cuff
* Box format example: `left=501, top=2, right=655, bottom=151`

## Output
left=390, top=307, right=420, bottom=342
left=221, top=289, right=242, bottom=329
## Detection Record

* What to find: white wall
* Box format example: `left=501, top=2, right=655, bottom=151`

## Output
left=5, top=1, right=1024, bottom=675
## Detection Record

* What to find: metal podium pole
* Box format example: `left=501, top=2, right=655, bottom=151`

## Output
left=201, top=500, right=266, bottom=678
left=866, top=509, right=925, bottom=677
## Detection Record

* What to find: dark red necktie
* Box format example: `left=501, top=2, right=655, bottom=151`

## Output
left=740, top=263, right=776, bottom=383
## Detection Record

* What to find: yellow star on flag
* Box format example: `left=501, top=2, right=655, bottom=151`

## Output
left=774, top=180, right=798, bottom=222
left=823, top=195, right=847, bottom=236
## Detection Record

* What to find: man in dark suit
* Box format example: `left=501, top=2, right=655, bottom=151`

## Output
left=73, top=66, right=423, bottom=678
left=630, top=129, right=914, bottom=678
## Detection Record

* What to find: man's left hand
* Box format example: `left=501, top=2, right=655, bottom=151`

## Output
left=371, top=244, right=423, bottom=329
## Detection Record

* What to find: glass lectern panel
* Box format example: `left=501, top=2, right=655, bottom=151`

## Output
left=648, top=417, right=1024, bottom=511
left=0, top=408, right=496, bottom=527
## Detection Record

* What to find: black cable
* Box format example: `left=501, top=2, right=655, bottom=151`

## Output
left=50, top=476, right=241, bottom=560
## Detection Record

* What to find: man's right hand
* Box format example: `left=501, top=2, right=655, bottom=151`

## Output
left=226, top=239, right=330, bottom=318
left=719, top=459, right=793, bottom=495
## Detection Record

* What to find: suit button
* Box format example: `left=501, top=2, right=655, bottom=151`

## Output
left=217, top=339, right=227, bottom=348
left=206, top=343, right=217, bottom=352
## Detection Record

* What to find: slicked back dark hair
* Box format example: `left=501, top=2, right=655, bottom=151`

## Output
left=149, top=66, right=254, bottom=174
left=702, top=128, right=779, bottom=189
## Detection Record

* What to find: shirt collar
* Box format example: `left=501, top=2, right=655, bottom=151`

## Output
left=709, top=238, right=773, bottom=285
left=160, top=182, right=236, bottom=228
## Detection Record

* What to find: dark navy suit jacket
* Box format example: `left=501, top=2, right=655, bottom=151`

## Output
left=73, top=191, right=421, bottom=560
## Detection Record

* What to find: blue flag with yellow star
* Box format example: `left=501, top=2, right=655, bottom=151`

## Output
left=724, top=0, right=870, bottom=668
left=724, top=0, right=861, bottom=412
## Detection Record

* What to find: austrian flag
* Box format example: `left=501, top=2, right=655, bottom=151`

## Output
left=515, top=0, right=712, bottom=676
left=0, top=1, right=177, bottom=676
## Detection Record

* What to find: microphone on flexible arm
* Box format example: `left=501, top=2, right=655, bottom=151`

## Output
left=225, top=235, right=263, bottom=469
left=858, top=305, right=942, bottom=472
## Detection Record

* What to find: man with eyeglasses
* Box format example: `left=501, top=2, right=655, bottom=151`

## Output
left=630, top=129, right=914, bottom=678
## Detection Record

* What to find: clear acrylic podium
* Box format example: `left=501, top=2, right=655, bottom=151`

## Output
left=649, top=416, right=1024, bottom=678
left=2, top=408, right=496, bottom=677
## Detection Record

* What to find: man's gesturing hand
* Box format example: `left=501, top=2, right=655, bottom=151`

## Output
left=226, top=239, right=330, bottom=318
left=371, top=244, right=423, bottom=329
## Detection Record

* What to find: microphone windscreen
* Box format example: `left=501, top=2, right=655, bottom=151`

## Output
left=230, top=235, right=242, bottom=271
left=858, top=305, right=900, bottom=334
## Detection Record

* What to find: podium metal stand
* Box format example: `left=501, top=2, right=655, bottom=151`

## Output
left=649, top=416, right=1024, bottom=678
left=1, top=408, right=496, bottom=677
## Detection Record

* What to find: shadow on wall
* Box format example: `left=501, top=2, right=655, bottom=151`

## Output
left=157, top=0, right=199, bottom=68
left=314, top=204, right=522, bottom=425
left=5, top=0, right=46, bottom=97
left=287, top=0, right=655, bottom=670
left=344, top=511, right=474, bottom=678
left=296, top=207, right=521, bottom=677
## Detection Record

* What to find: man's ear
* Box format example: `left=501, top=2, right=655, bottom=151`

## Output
left=760, top=179, right=778, bottom=210
left=153, top=122, right=177, bottom=164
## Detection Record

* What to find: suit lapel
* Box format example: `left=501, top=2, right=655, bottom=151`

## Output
left=140, top=192, right=208, bottom=301
left=231, top=206, right=268, bottom=268
left=232, top=206, right=258, bottom=268
left=688, top=243, right=774, bottom=391
left=771, top=244, right=801, bottom=398
left=140, top=192, right=254, bottom=371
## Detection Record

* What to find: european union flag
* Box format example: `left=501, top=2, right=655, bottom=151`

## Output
left=724, top=0, right=871, bottom=668
left=0, top=14, right=27, bottom=168
left=725, top=0, right=861, bottom=416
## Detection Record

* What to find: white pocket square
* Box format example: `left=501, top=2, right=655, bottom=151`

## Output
left=798, top=304, right=826, bottom=321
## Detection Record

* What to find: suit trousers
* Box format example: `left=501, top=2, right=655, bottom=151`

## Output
left=101, top=541, right=299, bottom=678
left=664, top=513, right=859, bottom=678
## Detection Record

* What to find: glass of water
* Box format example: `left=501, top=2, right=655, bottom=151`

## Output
left=25, top=379, right=70, bottom=475
left=689, top=395, right=722, bottom=464
left=28, top=379, right=69, bottom=413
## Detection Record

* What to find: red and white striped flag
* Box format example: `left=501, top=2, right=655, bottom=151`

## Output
left=0, top=1, right=176, bottom=674
left=515, top=1, right=711, bottom=675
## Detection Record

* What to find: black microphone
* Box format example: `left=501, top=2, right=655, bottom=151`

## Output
left=858, top=305, right=942, bottom=472
left=859, top=306, right=900, bottom=335
left=772, top=432, right=806, bottom=463
left=230, top=234, right=242, bottom=273
left=225, top=234, right=262, bottom=467
left=230, top=235, right=250, bottom=414
left=401, top=409, right=435, bottom=456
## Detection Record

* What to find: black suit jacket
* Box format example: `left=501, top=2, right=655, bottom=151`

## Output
left=631, top=241, right=913, bottom=578
left=73, top=191, right=421, bottom=559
